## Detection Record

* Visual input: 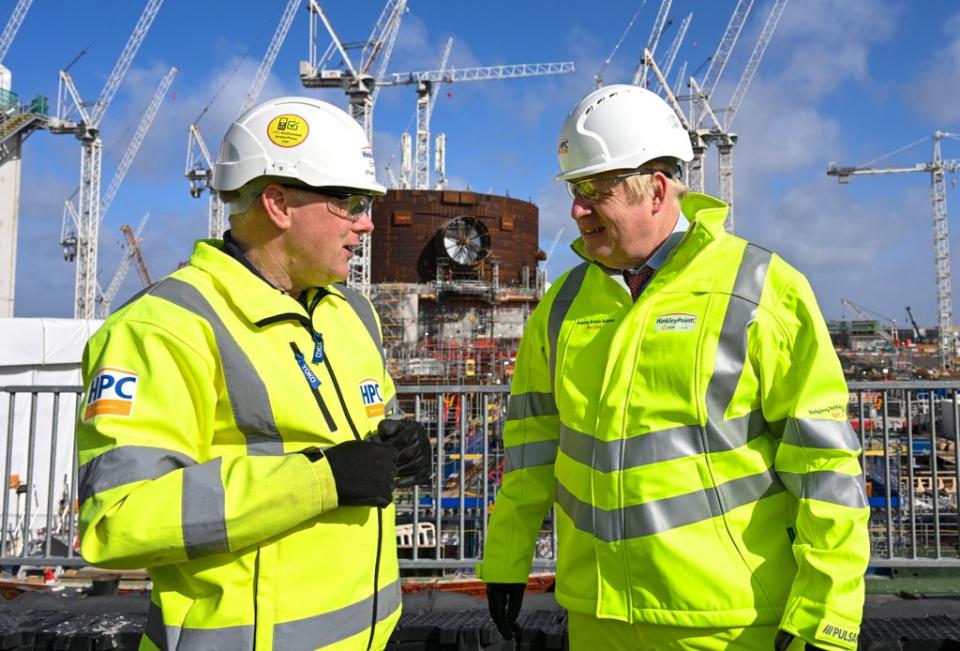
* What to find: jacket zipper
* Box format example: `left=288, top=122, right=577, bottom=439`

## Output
left=289, top=341, right=337, bottom=432
left=305, top=294, right=385, bottom=649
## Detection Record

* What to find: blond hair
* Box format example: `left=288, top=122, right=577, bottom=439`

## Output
left=622, top=158, right=688, bottom=205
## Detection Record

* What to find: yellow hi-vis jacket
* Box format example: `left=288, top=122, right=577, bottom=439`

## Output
left=478, top=194, right=869, bottom=651
left=77, top=240, right=402, bottom=651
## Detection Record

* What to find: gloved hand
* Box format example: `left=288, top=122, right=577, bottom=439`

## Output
left=486, top=582, right=525, bottom=640
left=376, top=419, right=433, bottom=488
left=321, top=440, right=398, bottom=507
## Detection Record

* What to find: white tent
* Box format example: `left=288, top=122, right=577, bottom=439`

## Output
left=0, top=318, right=102, bottom=553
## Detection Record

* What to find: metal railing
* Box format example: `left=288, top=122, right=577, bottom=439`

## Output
left=2, top=382, right=959, bottom=572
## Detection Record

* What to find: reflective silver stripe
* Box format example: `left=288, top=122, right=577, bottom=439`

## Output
left=778, top=470, right=868, bottom=508
left=144, top=600, right=254, bottom=650
left=547, top=263, right=589, bottom=391
left=273, top=578, right=402, bottom=649
left=559, top=411, right=766, bottom=473
left=784, top=418, right=861, bottom=451
left=704, top=244, right=771, bottom=423
left=504, top=440, right=559, bottom=473
left=334, top=283, right=385, bottom=365
left=556, top=468, right=784, bottom=542
left=77, top=446, right=196, bottom=505
left=507, top=391, right=558, bottom=420
left=182, top=458, right=229, bottom=558
left=150, top=278, right=283, bottom=456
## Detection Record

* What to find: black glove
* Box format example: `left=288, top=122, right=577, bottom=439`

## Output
left=376, top=419, right=433, bottom=488
left=486, top=582, right=525, bottom=640
left=320, top=440, right=398, bottom=507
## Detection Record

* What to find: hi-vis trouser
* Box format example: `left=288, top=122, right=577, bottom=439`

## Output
left=78, top=241, right=402, bottom=650
left=479, top=194, right=869, bottom=651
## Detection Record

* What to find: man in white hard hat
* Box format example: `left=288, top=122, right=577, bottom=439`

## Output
left=76, top=97, right=431, bottom=650
left=479, top=84, right=869, bottom=650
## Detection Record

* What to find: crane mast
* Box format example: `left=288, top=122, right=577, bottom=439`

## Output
left=0, top=0, right=32, bottom=64
left=49, top=0, right=162, bottom=319
left=827, top=130, right=960, bottom=370
left=631, top=0, right=672, bottom=88
left=98, top=213, right=151, bottom=317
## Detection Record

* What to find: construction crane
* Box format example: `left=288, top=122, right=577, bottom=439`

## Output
left=677, top=0, right=787, bottom=230
left=48, top=0, right=163, bottom=319
left=906, top=306, right=923, bottom=342
left=828, top=130, right=960, bottom=370
left=186, top=0, right=301, bottom=239
left=0, top=0, right=32, bottom=65
left=631, top=0, right=672, bottom=89
left=61, top=66, right=176, bottom=265
left=412, top=37, right=452, bottom=191
left=841, top=298, right=898, bottom=348
left=97, top=213, right=151, bottom=317
left=300, top=0, right=407, bottom=143
left=655, top=11, right=692, bottom=97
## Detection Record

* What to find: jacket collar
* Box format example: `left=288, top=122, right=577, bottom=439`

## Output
left=187, top=240, right=346, bottom=325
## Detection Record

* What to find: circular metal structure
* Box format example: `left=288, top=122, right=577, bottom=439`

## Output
left=441, top=216, right=491, bottom=266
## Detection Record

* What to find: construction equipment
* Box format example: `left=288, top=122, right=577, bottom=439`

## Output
left=630, top=0, right=672, bottom=89
left=0, top=0, right=32, bottom=65
left=48, top=0, right=163, bottom=319
left=595, top=1, right=646, bottom=90
left=906, top=306, right=923, bottom=342
left=186, top=0, right=300, bottom=239
left=97, top=213, right=151, bottom=317
left=655, top=12, right=692, bottom=97
left=828, top=131, right=960, bottom=369
left=60, top=66, right=176, bottom=268
left=841, top=298, right=898, bottom=348
left=682, top=0, right=788, bottom=229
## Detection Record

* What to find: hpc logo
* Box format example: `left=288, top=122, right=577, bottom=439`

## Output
left=84, top=367, right=138, bottom=420
left=358, top=378, right=384, bottom=418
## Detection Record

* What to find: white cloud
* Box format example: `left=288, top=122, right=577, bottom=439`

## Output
left=903, top=9, right=960, bottom=123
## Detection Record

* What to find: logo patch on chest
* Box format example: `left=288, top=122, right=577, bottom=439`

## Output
left=654, top=313, right=698, bottom=332
left=84, top=367, right=138, bottom=419
left=359, top=378, right=385, bottom=418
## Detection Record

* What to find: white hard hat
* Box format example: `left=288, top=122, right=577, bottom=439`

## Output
left=212, top=96, right=386, bottom=195
left=555, top=84, right=693, bottom=182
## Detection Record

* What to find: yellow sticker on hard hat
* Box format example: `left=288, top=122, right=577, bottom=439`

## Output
left=266, top=114, right=309, bottom=148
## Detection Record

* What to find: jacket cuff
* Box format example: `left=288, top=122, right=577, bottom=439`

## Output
left=780, top=596, right=861, bottom=651
left=303, top=454, right=339, bottom=513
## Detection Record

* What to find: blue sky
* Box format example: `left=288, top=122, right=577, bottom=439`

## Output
left=7, top=0, right=960, bottom=329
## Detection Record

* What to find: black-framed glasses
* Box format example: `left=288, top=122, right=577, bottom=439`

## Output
left=565, top=169, right=658, bottom=201
left=283, top=185, right=374, bottom=221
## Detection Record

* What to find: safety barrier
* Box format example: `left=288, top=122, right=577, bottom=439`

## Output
left=1, top=382, right=959, bottom=572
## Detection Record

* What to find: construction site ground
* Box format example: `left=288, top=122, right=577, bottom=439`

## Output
left=0, top=573, right=955, bottom=649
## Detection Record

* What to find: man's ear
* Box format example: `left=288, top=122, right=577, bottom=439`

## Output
left=651, top=171, right=669, bottom=214
left=260, top=184, right=294, bottom=230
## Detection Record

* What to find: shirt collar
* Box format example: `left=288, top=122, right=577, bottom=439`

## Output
left=634, top=213, right=689, bottom=273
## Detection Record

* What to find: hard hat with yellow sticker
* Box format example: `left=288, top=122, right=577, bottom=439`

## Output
left=213, top=96, right=385, bottom=196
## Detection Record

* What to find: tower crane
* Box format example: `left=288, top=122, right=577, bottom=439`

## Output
left=389, top=38, right=574, bottom=192
left=48, top=0, right=163, bottom=319
left=186, top=0, right=301, bottom=240
left=0, top=0, right=32, bottom=65
left=655, top=12, right=692, bottom=97
left=828, top=131, right=960, bottom=370
left=674, top=0, right=787, bottom=230
left=300, top=0, right=407, bottom=143
left=61, top=66, right=176, bottom=264
left=97, top=213, right=152, bottom=317
left=631, top=0, right=672, bottom=89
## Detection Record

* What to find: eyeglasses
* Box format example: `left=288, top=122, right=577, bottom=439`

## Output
left=565, top=169, right=658, bottom=201
left=283, top=185, right=374, bottom=221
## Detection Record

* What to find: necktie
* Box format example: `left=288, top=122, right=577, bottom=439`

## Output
left=623, top=266, right=654, bottom=302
